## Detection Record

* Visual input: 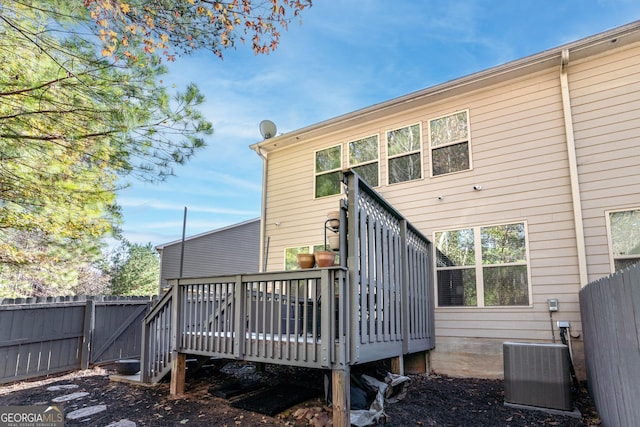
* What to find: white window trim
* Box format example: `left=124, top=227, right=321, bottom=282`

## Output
left=385, top=122, right=423, bottom=185
left=284, top=244, right=325, bottom=270
left=314, top=144, right=342, bottom=199
left=347, top=133, right=380, bottom=187
left=427, top=109, right=473, bottom=178
left=605, top=207, right=640, bottom=273
left=433, top=220, right=532, bottom=309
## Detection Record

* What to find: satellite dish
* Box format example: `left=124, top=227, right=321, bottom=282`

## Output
left=259, top=120, right=277, bottom=139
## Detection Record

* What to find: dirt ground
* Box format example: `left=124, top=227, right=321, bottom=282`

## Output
left=0, top=362, right=601, bottom=427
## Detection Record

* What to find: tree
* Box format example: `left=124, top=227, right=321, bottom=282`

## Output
left=109, top=241, right=160, bottom=296
left=0, top=229, right=112, bottom=298
left=0, top=2, right=211, bottom=293
left=85, top=0, right=313, bottom=60
left=0, top=0, right=312, bottom=297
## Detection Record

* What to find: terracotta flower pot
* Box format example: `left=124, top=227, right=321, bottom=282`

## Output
left=297, top=253, right=315, bottom=269
left=314, top=250, right=336, bottom=267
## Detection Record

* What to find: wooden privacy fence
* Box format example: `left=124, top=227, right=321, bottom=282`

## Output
left=579, top=263, right=640, bottom=427
left=0, top=296, right=152, bottom=384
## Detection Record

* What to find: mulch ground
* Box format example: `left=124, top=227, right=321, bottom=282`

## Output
left=0, top=363, right=601, bottom=426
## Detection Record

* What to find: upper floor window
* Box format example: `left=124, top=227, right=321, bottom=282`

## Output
left=387, top=123, right=422, bottom=184
left=435, top=222, right=529, bottom=307
left=315, top=145, right=342, bottom=198
left=608, top=209, right=640, bottom=271
left=428, top=110, right=471, bottom=176
left=348, top=135, right=379, bottom=187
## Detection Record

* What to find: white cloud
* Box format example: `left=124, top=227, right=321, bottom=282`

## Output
left=118, top=197, right=258, bottom=216
left=116, top=0, right=640, bottom=249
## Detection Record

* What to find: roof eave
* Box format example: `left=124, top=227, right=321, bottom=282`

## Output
left=251, top=20, right=640, bottom=153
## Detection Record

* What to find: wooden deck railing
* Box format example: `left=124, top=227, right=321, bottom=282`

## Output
left=141, top=170, right=434, bottom=387
left=141, top=268, right=349, bottom=383
left=344, top=170, right=435, bottom=363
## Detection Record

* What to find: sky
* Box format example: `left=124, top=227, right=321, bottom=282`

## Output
left=116, top=0, right=640, bottom=249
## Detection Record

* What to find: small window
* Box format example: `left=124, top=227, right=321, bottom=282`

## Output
left=387, top=124, right=422, bottom=184
left=608, top=209, right=640, bottom=271
left=436, top=222, right=530, bottom=307
left=348, top=135, right=379, bottom=187
left=285, top=244, right=332, bottom=270
left=315, top=145, right=342, bottom=198
left=428, top=110, right=471, bottom=176
left=285, top=246, right=310, bottom=270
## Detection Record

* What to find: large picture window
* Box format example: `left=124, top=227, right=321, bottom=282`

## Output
left=428, top=110, right=471, bottom=176
left=435, top=222, right=529, bottom=307
left=607, top=209, right=640, bottom=271
left=387, top=124, right=422, bottom=184
left=348, top=135, right=379, bottom=187
left=315, top=145, right=342, bottom=198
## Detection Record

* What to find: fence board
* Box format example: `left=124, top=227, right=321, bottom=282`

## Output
left=0, top=297, right=152, bottom=384
left=580, top=263, right=640, bottom=427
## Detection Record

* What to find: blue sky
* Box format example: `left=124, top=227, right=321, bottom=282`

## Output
left=116, top=0, right=640, bottom=248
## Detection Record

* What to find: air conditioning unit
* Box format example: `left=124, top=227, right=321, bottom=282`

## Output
left=503, top=342, right=572, bottom=411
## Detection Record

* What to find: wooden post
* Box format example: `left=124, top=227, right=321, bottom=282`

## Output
left=332, top=366, right=351, bottom=427
left=80, top=299, right=95, bottom=370
left=403, top=350, right=430, bottom=374
left=390, top=355, right=405, bottom=375
left=170, top=353, right=186, bottom=395
left=170, top=281, right=185, bottom=396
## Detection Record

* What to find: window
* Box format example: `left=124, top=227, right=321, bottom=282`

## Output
left=608, top=209, right=640, bottom=271
left=285, top=244, right=328, bottom=270
left=387, top=124, right=422, bottom=184
left=348, top=135, right=379, bottom=187
left=315, top=145, right=342, bottom=198
left=436, top=228, right=476, bottom=306
left=428, top=110, right=471, bottom=176
left=435, top=222, right=529, bottom=307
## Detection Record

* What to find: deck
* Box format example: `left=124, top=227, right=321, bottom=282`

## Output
left=140, top=171, right=435, bottom=426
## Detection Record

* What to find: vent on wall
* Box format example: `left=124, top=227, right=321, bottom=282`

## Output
left=503, top=342, right=572, bottom=411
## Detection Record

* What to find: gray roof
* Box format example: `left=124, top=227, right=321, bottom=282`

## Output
left=252, top=20, right=640, bottom=153
left=155, top=217, right=260, bottom=250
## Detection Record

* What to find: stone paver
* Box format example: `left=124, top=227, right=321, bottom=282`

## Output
left=46, top=379, right=136, bottom=426
left=46, top=384, right=79, bottom=392
left=66, top=404, right=108, bottom=420
left=51, top=391, right=90, bottom=402
left=105, top=419, right=137, bottom=427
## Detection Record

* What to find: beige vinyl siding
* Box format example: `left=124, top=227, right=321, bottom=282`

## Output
left=569, top=43, right=640, bottom=279
left=253, top=26, right=640, bottom=379
left=423, top=66, right=581, bottom=339
left=264, top=65, right=583, bottom=345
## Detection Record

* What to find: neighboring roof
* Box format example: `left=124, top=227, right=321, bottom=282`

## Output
left=155, top=217, right=260, bottom=250
left=251, top=20, right=640, bottom=154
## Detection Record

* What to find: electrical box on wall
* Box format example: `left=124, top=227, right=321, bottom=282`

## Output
left=547, top=298, right=559, bottom=312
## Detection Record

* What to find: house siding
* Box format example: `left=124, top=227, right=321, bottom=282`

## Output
left=157, top=219, right=260, bottom=287
left=257, top=26, right=640, bottom=379
left=569, top=45, right=640, bottom=280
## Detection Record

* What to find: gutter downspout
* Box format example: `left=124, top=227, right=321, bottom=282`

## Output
left=253, top=145, right=269, bottom=272
left=560, top=49, right=589, bottom=286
